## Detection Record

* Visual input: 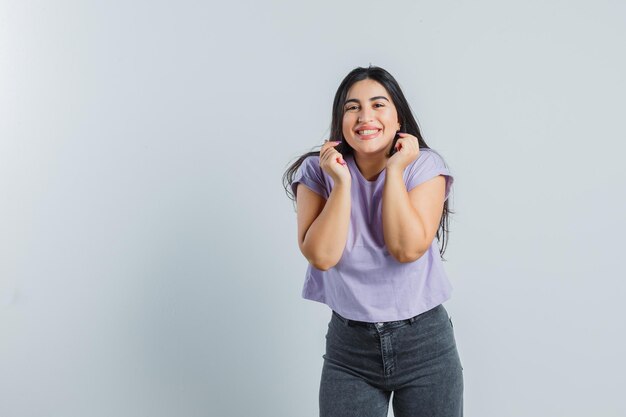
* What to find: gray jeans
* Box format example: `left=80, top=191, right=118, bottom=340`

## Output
left=320, top=304, right=463, bottom=417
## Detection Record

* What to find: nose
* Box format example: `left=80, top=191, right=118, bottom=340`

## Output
left=358, top=112, right=374, bottom=123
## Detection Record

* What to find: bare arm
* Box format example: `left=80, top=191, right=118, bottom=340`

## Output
left=382, top=167, right=446, bottom=263
left=297, top=181, right=351, bottom=271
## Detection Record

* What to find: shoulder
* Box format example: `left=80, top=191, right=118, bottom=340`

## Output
left=292, top=154, right=330, bottom=199
left=299, top=155, right=326, bottom=177
left=414, top=148, right=446, bottom=166
left=405, top=148, right=448, bottom=174
left=404, top=148, right=454, bottom=196
left=302, top=154, right=321, bottom=167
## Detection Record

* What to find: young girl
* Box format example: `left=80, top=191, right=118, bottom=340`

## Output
left=283, top=65, right=463, bottom=417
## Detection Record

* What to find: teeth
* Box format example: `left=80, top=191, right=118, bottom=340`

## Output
left=358, top=129, right=379, bottom=135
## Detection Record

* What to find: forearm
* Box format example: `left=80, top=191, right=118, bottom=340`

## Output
left=302, top=182, right=351, bottom=270
left=382, top=168, right=426, bottom=262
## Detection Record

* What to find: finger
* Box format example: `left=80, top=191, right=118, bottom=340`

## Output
left=404, top=137, right=418, bottom=151
left=320, top=146, right=335, bottom=164
left=321, top=142, right=340, bottom=159
left=396, top=132, right=415, bottom=143
left=321, top=140, right=334, bottom=153
left=322, top=149, right=342, bottom=167
left=319, top=148, right=329, bottom=165
left=320, top=146, right=328, bottom=166
left=327, top=150, right=340, bottom=164
left=320, top=140, right=336, bottom=155
left=397, top=133, right=417, bottom=144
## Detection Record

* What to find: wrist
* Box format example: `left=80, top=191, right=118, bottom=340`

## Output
left=333, top=177, right=352, bottom=188
left=385, top=166, right=405, bottom=178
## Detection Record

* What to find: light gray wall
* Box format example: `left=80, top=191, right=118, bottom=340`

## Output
left=1, top=1, right=625, bottom=416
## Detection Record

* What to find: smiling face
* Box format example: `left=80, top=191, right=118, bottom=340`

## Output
left=342, top=79, right=401, bottom=158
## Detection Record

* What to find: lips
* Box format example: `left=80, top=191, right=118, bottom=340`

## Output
left=354, top=124, right=382, bottom=133
left=355, top=128, right=381, bottom=140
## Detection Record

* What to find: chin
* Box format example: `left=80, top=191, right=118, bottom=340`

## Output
left=353, top=145, right=391, bottom=156
left=350, top=138, right=392, bottom=150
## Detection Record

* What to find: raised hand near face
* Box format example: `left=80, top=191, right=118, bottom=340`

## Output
left=319, top=140, right=352, bottom=185
left=386, top=132, right=420, bottom=172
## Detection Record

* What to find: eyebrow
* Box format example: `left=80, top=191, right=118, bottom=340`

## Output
left=344, top=96, right=390, bottom=106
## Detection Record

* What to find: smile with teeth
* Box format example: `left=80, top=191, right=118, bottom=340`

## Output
left=356, top=129, right=381, bottom=139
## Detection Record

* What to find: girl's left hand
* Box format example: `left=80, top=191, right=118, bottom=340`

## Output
left=386, top=132, right=420, bottom=171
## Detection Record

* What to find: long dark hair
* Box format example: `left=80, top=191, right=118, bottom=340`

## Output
left=282, top=65, right=454, bottom=260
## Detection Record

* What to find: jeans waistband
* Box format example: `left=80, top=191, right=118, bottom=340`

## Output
left=332, top=307, right=438, bottom=328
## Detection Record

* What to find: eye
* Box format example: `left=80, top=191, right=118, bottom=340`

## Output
left=374, top=103, right=385, bottom=108
left=345, top=105, right=358, bottom=111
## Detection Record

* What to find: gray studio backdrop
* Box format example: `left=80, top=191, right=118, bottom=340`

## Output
left=1, top=1, right=625, bottom=416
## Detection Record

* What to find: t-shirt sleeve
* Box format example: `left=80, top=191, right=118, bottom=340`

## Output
left=405, top=149, right=454, bottom=200
left=290, top=156, right=329, bottom=199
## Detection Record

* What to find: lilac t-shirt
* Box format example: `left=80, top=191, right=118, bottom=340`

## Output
left=291, top=148, right=455, bottom=322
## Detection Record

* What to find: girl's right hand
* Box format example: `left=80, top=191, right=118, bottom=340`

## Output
left=319, top=140, right=351, bottom=184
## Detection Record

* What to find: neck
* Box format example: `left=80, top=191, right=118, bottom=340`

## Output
left=353, top=152, right=389, bottom=181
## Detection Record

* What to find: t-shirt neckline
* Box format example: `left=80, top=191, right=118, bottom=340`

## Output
left=347, top=154, right=386, bottom=184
